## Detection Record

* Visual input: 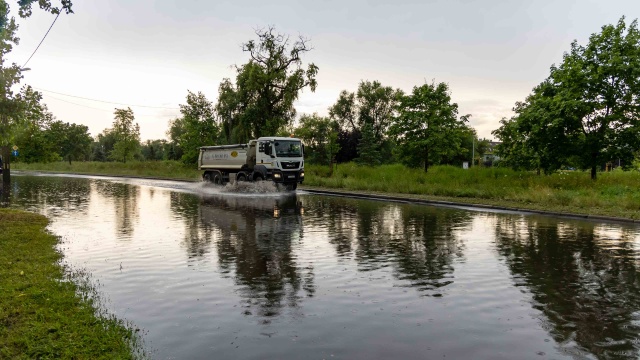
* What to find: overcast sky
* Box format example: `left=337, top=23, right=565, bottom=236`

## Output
left=7, top=0, right=639, bottom=141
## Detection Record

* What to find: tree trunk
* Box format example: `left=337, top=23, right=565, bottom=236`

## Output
left=2, top=145, right=10, bottom=184
left=423, top=147, right=429, bottom=173
left=591, top=166, right=597, bottom=180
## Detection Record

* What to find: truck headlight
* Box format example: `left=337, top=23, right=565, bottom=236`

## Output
left=300, top=171, right=304, bottom=178
left=274, top=173, right=281, bottom=179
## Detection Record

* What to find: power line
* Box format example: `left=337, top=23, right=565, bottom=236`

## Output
left=35, top=87, right=180, bottom=109
left=46, top=94, right=179, bottom=118
left=22, top=12, right=60, bottom=68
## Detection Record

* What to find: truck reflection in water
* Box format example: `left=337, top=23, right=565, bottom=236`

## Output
left=199, top=194, right=314, bottom=320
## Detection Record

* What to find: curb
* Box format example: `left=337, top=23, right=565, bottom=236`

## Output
left=299, top=188, right=640, bottom=225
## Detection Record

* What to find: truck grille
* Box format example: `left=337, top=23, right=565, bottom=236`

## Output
left=281, top=161, right=300, bottom=169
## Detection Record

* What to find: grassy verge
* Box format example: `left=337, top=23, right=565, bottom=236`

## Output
left=0, top=209, right=143, bottom=359
left=304, top=163, right=640, bottom=220
left=14, top=160, right=201, bottom=181
left=12, top=160, right=640, bottom=220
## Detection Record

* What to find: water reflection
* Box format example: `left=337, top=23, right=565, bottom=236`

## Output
left=304, top=197, right=471, bottom=295
left=8, top=176, right=91, bottom=215
left=494, top=216, right=640, bottom=358
left=200, top=194, right=312, bottom=319
left=6, top=174, right=640, bottom=359
left=94, top=181, right=140, bottom=237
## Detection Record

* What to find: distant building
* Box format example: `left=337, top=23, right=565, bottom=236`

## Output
left=482, top=141, right=501, bottom=165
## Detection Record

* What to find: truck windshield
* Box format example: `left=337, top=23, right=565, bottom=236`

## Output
left=273, top=141, right=302, bottom=157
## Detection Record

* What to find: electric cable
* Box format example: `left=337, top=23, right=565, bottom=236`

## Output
left=35, top=87, right=179, bottom=109
left=22, top=12, right=60, bottom=68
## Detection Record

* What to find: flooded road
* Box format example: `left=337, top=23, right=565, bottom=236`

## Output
left=5, top=174, right=640, bottom=359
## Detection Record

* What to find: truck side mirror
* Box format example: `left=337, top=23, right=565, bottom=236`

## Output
left=264, top=142, right=272, bottom=156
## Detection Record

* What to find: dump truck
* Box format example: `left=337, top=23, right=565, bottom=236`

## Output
left=198, top=136, right=304, bottom=190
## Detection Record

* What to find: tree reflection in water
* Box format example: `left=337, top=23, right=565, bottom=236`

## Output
left=302, top=197, right=472, bottom=296
left=494, top=215, right=640, bottom=359
left=199, top=194, right=314, bottom=320
left=6, top=176, right=91, bottom=215
left=94, top=181, right=139, bottom=238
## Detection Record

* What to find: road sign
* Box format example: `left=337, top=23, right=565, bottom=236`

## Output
left=12, top=150, right=18, bottom=157
left=12, top=145, right=18, bottom=151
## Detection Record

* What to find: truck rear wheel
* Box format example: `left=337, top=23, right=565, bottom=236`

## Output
left=236, top=173, right=247, bottom=182
left=203, top=172, right=212, bottom=182
left=213, top=172, right=223, bottom=185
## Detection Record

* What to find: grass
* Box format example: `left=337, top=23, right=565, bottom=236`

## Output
left=305, top=163, right=640, bottom=220
left=12, top=160, right=640, bottom=220
left=0, top=209, right=145, bottom=359
left=14, top=160, right=201, bottom=181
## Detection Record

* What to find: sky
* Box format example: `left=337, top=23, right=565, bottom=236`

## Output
left=7, top=0, right=640, bottom=141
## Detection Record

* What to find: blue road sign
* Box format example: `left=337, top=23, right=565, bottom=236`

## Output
left=12, top=150, right=18, bottom=157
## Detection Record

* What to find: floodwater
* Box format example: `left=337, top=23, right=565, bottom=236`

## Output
left=5, top=174, right=640, bottom=360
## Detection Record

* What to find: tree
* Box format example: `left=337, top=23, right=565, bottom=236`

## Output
left=110, top=107, right=140, bottom=163
left=0, top=1, right=73, bottom=182
left=12, top=85, right=58, bottom=163
left=355, top=123, right=381, bottom=166
left=215, top=26, right=319, bottom=143
left=328, top=90, right=357, bottom=131
left=293, top=113, right=340, bottom=166
left=552, top=17, right=640, bottom=179
left=168, top=91, right=219, bottom=164
left=329, top=81, right=402, bottom=164
left=356, top=80, right=403, bottom=141
left=91, top=128, right=117, bottom=161
left=493, top=17, right=640, bottom=179
left=141, top=139, right=166, bottom=161
left=47, top=120, right=91, bottom=164
left=389, top=81, right=466, bottom=172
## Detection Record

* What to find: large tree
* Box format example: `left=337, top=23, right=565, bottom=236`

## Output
left=109, top=108, right=140, bottom=163
left=494, top=17, right=640, bottom=179
left=389, top=81, right=467, bottom=172
left=328, top=80, right=402, bottom=163
left=168, top=91, right=219, bottom=164
left=0, top=0, right=73, bottom=182
left=215, top=26, right=318, bottom=143
left=47, top=120, right=91, bottom=164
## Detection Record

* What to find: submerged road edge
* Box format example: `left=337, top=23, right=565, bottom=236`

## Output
left=13, top=170, right=640, bottom=225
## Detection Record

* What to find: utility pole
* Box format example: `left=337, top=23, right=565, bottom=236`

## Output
left=472, top=136, right=475, bottom=167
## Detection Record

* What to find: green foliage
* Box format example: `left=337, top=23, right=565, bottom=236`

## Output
left=216, top=26, right=318, bottom=143
left=48, top=121, right=92, bottom=164
left=91, top=128, right=117, bottom=161
left=493, top=17, right=640, bottom=179
left=356, top=123, right=381, bottom=166
left=356, top=80, right=403, bottom=140
left=16, top=0, right=73, bottom=17
left=1, top=0, right=73, bottom=180
left=389, top=81, right=467, bottom=172
left=109, top=107, right=140, bottom=163
left=140, top=139, right=167, bottom=161
left=293, top=113, right=339, bottom=165
left=168, top=91, right=219, bottom=165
